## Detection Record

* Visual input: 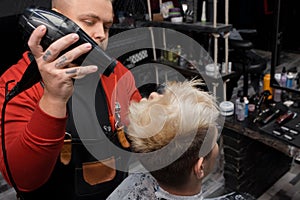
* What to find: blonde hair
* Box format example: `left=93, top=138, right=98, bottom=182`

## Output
left=128, top=79, right=219, bottom=153
left=127, top=79, right=220, bottom=187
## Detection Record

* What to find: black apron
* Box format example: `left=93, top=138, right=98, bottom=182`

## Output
left=20, top=81, right=129, bottom=200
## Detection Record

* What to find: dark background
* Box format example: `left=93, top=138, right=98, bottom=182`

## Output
left=0, top=0, right=299, bottom=75
left=0, top=0, right=51, bottom=75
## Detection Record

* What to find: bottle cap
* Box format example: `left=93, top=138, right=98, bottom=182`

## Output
left=220, top=101, right=234, bottom=116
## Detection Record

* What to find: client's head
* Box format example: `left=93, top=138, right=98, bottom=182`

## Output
left=127, top=79, right=220, bottom=193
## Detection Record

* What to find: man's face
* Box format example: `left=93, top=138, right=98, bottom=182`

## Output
left=59, top=0, right=114, bottom=50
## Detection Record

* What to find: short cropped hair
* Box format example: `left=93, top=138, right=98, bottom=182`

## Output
left=127, top=79, right=220, bottom=187
left=52, top=0, right=114, bottom=8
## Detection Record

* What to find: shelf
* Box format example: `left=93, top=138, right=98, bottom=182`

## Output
left=111, top=21, right=232, bottom=34
left=155, top=59, right=236, bottom=81
left=137, top=21, right=232, bottom=34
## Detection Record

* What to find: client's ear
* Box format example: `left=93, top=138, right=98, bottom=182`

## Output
left=193, top=157, right=204, bottom=179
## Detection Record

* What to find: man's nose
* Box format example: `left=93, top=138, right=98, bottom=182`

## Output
left=92, top=24, right=106, bottom=44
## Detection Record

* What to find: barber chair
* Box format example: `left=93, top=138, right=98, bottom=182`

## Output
left=227, top=29, right=267, bottom=99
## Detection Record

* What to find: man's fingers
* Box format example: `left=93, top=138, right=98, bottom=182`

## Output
left=53, top=43, right=93, bottom=69
left=41, top=33, right=80, bottom=62
left=27, top=26, right=93, bottom=68
left=64, top=65, right=98, bottom=79
left=27, top=25, right=47, bottom=57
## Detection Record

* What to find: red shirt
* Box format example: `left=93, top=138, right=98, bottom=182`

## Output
left=0, top=51, right=141, bottom=191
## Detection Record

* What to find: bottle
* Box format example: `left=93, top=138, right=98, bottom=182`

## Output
left=280, top=67, right=287, bottom=87
left=273, top=73, right=282, bottom=102
left=263, top=73, right=272, bottom=100
left=173, top=45, right=181, bottom=64
left=228, top=62, right=232, bottom=73
left=168, top=48, right=173, bottom=62
left=244, top=97, right=249, bottom=118
left=221, top=62, right=226, bottom=74
left=273, top=88, right=282, bottom=102
left=235, top=96, right=245, bottom=121
left=286, top=73, right=294, bottom=88
left=178, top=47, right=187, bottom=67
left=235, top=91, right=245, bottom=121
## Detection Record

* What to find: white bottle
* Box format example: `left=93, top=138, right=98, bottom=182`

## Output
left=280, top=67, right=287, bottom=87
left=228, top=62, right=232, bottom=73
left=235, top=97, right=245, bottom=121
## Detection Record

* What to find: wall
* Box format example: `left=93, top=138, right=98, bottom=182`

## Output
left=0, top=0, right=51, bottom=75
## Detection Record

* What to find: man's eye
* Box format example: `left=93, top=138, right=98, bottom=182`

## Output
left=83, top=20, right=94, bottom=26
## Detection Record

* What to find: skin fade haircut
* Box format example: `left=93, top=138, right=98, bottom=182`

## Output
left=127, top=79, right=220, bottom=187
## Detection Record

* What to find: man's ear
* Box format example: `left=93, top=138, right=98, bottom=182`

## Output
left=193, top=157, right=204, bottom=179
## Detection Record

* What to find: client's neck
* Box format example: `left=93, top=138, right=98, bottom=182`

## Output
left=158, top=179, right=202, bottom=197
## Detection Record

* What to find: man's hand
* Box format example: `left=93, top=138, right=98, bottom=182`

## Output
left=28, top=25, right=98, bottom=117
